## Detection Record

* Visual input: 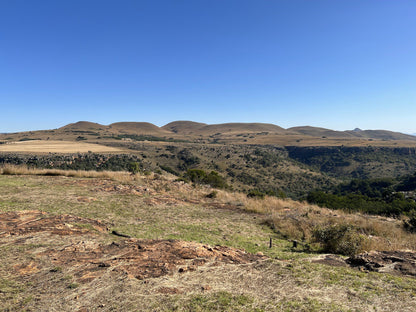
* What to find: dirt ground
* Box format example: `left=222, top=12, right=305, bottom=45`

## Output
left=0, top=210, right=265, bottom=281
left=0, top=210, right=271, bottom=311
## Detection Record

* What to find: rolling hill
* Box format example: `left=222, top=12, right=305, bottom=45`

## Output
left=109, top=122, right=171, bottom=135
left=1, top=121, right=416, bottom=147
left=161, top=121, right=208, bottom=134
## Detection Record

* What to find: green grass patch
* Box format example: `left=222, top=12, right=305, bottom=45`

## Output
left=157, top=291, right=262, bottom=312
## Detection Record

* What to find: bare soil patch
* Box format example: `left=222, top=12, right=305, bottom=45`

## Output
left=0, top=210, right=265, bottom=284
left=0, top=210, right=108, bottom=237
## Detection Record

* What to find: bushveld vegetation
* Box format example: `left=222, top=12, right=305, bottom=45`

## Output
left=2, top=141, right=416, bottom=259
left=308, top=175, right=416, bottom=216
left=1, top=164, right=416, bottom=310
left=287, top=146, right=416, bottom=180
left=3, top=144, right=416, bottom=200
left=183, top=169, right=229, bottom=189
left=2, top=163, right=416, bottom=256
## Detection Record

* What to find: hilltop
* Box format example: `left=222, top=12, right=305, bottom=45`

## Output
left=1, top=120, right=416, bottom=147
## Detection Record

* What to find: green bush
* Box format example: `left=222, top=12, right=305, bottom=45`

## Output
left=128, top=162, right=141, bottom=174
left=159, top=165, right=179, bottom=176
left=247, top=189, right=265, bottom=199
left=312, top=224, right=368, bottom=256
left=184, top=169, right=228, bottom=189
left=403, top=210, right=416, bottom=233
left=205, top=171, right=228, bottom=189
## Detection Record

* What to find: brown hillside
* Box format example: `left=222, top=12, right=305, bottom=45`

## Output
left=2, top=120, right=416, bottom=147
left=59, top=121, right=107, bottom=131
left=162, top=121, right=208, bottom=134
left=288, top=126, right=356, bottom=139
left=197, top=123, right=286, bottom=135
left=289, top=126, right=416, bottom=142
left=346, top=129, right=416, bottom=141
left=109, top=122, right=172, bottom=135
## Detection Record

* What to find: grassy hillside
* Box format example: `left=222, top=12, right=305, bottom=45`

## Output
left=1, top=121, right=416, bottom=310
left=1, top=170, right=416, bottom=311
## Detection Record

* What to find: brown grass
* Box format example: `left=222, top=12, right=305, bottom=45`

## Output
left=0, top=140, right=122, bottom=153
left=213, top=189, right=416, bottom=252
left=1, top=164, right=133, bottom=183
left=1, top=171, right=416, bottom=311
left=1, top=164, right=415, bottom=253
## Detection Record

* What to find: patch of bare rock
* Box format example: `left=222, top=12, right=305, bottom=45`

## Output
left=0, top=211, right=266, bottom=285
left=346, top=251, right=416, bottom=277
left=309, top=251, right=416, bottom=277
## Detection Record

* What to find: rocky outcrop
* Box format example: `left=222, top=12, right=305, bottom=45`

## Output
left=347, top=251, right=416, bottom=277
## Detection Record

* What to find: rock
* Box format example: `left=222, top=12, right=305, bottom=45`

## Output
left=347, top=251, right=416, bottom=277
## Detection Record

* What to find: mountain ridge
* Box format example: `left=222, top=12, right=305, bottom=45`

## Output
left=58, top=120, right=416, bottom=140
left=2, top=120, right=416, bottom=146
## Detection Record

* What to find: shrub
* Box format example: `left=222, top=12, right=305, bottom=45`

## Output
left=185, top=169, right=207, bottom=184
left=159, top=165, right=179, bottom=176
left=312, top=224, right=368, bottom=256
left=128, top=162, right=141, bottom=175
left=247, top=189, right=265, bottom=199
left=205, top=171, right=228, bottom=189
left=403, top=210, right=416, bottom=233
left=184, top=169, right=228, bottom=189
left=206, top=191, right=218, bottom=198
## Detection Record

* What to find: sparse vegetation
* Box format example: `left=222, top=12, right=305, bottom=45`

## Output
left=312, top=224, right=368, bottom=256
left=1, top=122, right=416, bottom=310
left=0, top=169, right=416, bottom=311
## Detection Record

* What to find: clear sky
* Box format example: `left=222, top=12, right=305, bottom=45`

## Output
left=1, top=0, right=415, bottom=133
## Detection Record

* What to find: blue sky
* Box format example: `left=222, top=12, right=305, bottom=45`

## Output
left=1, top=0, right=415, bottom=133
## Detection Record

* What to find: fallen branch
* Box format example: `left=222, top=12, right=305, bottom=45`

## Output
left=111, top=230, right=131, bottom=238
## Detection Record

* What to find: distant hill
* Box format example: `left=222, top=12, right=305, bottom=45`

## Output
left=163, top=121, right=285, bottom=135
left=109, top=122, right=171, bottom=135
left=162, top=121, right=207, bottom=134
left=195, top=122, right=286, bottom=135
left=289, top=126, right=416, bottom=142
left=2, top=120, right=416, bottom=146
left=345, top=129, right=416, bottom=141
left=59, top=121, right=107, bottom=131
left=288, top=126, right=356, bottom=138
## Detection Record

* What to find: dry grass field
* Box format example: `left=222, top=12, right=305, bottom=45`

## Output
left=0, top=140, right=123, bottom=153
left=1, top=167, right=416, bottom=311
